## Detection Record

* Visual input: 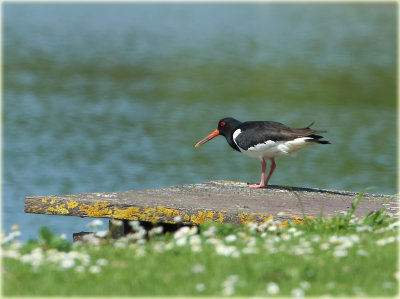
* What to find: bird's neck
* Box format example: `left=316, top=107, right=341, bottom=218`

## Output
left=226, top=133, right=241, bottom=152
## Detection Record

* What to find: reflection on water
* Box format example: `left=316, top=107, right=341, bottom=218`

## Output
left=3, top=3, right=397, bottom=240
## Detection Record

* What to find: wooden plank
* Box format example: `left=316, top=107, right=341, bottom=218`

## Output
left=24, top=180, right=399, bottom=225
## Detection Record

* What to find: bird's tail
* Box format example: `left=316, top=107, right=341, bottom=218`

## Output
left=307, top=134, right=331, bottom=144
left=302, top=122, right=331, bottom=144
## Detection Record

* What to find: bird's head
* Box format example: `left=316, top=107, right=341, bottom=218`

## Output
left=195, top=117, right=241, bottom=147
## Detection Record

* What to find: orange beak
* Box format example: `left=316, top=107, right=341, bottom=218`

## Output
left=195, top=129, right=220, bottom=147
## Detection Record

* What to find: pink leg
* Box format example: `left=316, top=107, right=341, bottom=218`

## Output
left=264, top=158, right=276, bottom=186
left=249, top=158, right=267, bottom=188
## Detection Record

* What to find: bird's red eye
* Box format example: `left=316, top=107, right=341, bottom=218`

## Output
left=220, top=121, right=226, bottom=127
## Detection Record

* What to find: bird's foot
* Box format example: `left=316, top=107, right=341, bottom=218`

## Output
left=249, top=183, right=266, bottom=188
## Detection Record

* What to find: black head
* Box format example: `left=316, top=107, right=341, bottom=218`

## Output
left=195, top=117, right=242, bottom=149
left=217, top=117, right=242, bottom=137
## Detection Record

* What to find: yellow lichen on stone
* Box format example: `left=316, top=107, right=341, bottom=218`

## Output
left=79, top=201, right=111, bottom=217
left=112, top=206, right=140, bottom=220
left=67, top=200, right=79, bottom=209
left=156, top=206, right=177, bottom=218
left=293, top=219, right=303, bottom=225
left=183, top=213, right=190, bottom=221
left=110, top=206, right=164, bottom=222
left=238, top=213, right=276, bottom=225
left=155, top=206, right=216, bottom=224
left=26, top=206, right=42, bottom=213
left=217, top=211, right=225, bottom=223
left=190, top=211, right=206, bottom=225
left=258, top=215, right=273, bottom=225
left=279, top=220, right=289, bottom=227
left=47, top=204, right=69, bottom=215
left=285, top=213, right=306, bottom=220
left=138, top=207, right=159, bottom=222
left=238, top=212, right=254, bottom=224
left=50, top=199, right=56, bottom=205
left=285, top=213, right=314, bottom=226
left=206, top=211, right=215, bottom=219
left=41, top=198, right=47, bottom=204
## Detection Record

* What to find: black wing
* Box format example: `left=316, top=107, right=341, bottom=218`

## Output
left=235, top=121, right=330, bottom=150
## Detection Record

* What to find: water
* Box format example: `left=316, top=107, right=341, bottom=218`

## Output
left=3, top=3, right=397, bottom=241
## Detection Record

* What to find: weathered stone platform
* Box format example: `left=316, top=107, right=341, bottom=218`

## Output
left=25, top=180, right=398, bottom=226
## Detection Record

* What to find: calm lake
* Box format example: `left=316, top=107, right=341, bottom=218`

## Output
left=3, top=3, right=397, bottom=240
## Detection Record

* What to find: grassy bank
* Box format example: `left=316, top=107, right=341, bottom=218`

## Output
left=2, top=197, right=399, bottom=297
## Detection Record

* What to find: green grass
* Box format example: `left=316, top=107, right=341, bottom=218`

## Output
left=2, top=202, right=399, bottom=297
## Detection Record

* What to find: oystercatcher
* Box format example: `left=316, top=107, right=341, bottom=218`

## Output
left=195, top=117, right=330, bottom=188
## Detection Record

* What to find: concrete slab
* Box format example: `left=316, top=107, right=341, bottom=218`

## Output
left=25, top=180, right=398, bottom=225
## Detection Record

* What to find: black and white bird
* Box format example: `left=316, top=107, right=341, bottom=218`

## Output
left=195, top=117, right=330, bottom=188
